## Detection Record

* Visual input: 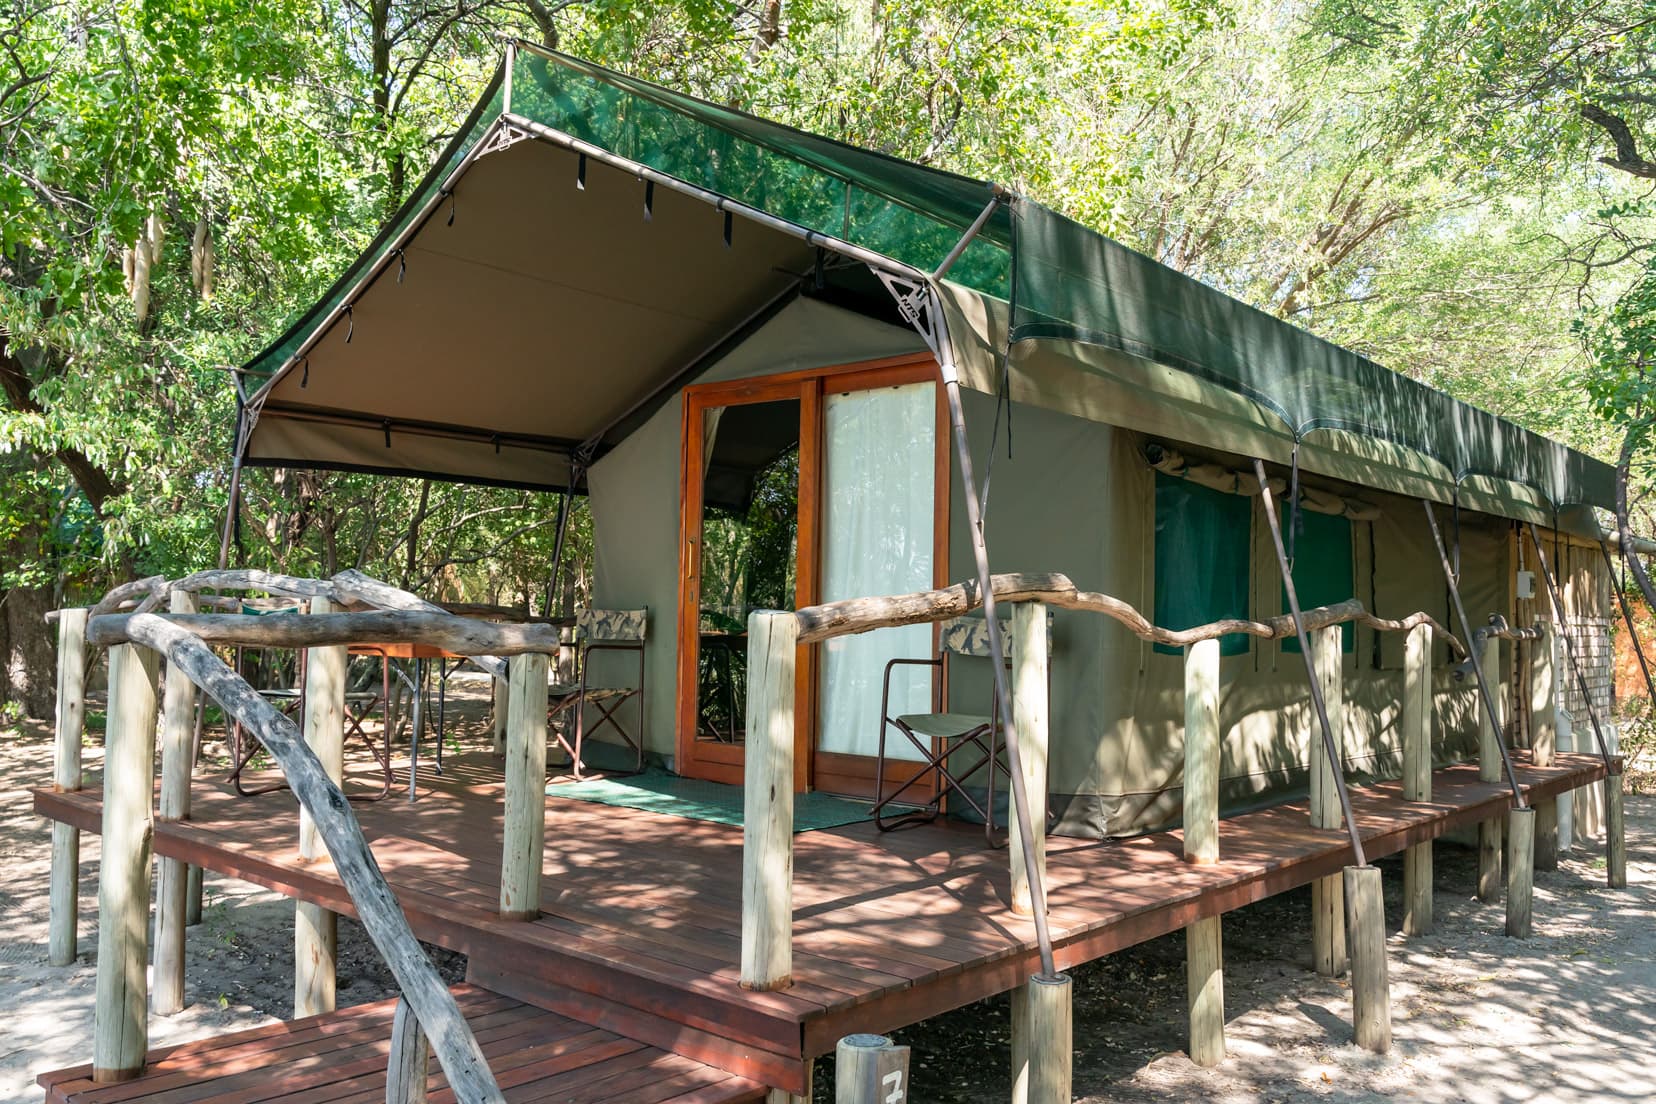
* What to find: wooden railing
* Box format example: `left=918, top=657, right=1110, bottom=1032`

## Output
left=51, top=570, right=563, bottom=1102
left=744, top=571, right=1495, bottom=1094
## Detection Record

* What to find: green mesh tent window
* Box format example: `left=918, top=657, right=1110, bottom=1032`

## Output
left=1153, top=473, right=1251, bottom=657
left=1281, top=510, right=1355, bottom=654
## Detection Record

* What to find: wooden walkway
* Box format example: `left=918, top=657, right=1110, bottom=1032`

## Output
left=38, top=984, right=765, bottom=1104
left=34, top=750, right=1609, bottom=1095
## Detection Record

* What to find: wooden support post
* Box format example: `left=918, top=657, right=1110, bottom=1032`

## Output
left=93, top=643, right=160, bottom=1083
left=1010, top=602, right=1050, bottom=917
left=186, top=865, right=204, bottom=926
left=1180, top=638, right=1225, bottom=1066
left=1016, top=973, right=1072, bottom=1104
left=296, top=597, right=347, bottom=1018
left=1478, top=632, right=1503, bottom=784
left=1309, top=625, right=1347, bottom=978
left=491, top=675, right=509, bottom=755
left=385, top=995, right=429, bottom=1104
left=48, top=607, right=89, bottom=967
left=1558, top=721, right=1576, bottom=853
left=1401, top=622, right=1433, bottom=936
left=836, top=1033, right=908, bottom=1104
left=742, top=611, right=797, bottom=991
left=1530, top=624, right=1556, bottom=767
left=1534, top=800, right=1559, bottom=870
left=1506, top=807, right=1535, bottom=937
left=1343, top=865, right=1391, bottom=1053
left=1183, top=637, right=1220, bottom=866
left=154, top=592, right=200, bottom=1016
left=1607, top=773, right=1627, bottom=890
left=500, top=652, right=549, bottom=921
left=1477, top=632, right=1503, bottom=902
left=1529, top=624, right=1560, bottom=868
left=1478, top=817, right=1504, bottom=902
left=1185, top=915, right=1225, bottom=1067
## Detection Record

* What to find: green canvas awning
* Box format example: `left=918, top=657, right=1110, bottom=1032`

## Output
left=238, top=42, right=1615, bottom=527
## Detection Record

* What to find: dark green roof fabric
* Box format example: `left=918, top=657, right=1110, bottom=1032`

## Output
left=240, top=43, right=1615, bottom=514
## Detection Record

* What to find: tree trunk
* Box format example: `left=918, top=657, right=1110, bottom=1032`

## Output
left=1615, top=427, right=1656, bottom=614
left=2, top=583, right=57, bottom=719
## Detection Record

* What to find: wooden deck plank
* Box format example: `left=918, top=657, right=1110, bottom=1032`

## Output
left=35, top=748, right=1610, bottom=1098
left=39, top=990, right=761, bottom=1104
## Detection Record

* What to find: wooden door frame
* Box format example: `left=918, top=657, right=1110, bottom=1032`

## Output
left=674, top=352, right=948, bottom=794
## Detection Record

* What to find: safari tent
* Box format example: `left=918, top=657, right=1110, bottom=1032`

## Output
left=232, top=43, right=1618, bottom=837
left=34, top=42, right=1637, bottom=1104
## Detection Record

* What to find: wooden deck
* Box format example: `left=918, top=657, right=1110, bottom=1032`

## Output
left=37, top=984, right=765, bottom=1104
left=34, top=750, right=1609, bottom=1095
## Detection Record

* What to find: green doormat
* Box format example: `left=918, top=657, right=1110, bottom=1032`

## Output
left=546, top=767, right=872, bottom=832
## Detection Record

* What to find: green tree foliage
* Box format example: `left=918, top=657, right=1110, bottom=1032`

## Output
left=2, top=0, right=1652, bottom=716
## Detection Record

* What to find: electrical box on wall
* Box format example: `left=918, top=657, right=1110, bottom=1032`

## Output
left=1516, top=570, right=1536, bottom=600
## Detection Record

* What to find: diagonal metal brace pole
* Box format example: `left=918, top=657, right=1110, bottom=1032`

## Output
left=1254, top=459, right=1368, bottom=865
left=1422, top=502, right=1527, bottom=807
left=1599, top=537, right=1656, bottom=705
left=1526, top=523, right=1616, bottom=774
left=878, top=271, right=1056, bottom=977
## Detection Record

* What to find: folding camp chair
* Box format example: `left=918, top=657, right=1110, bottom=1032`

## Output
left=871, top=615, right=1039, bottom=846
left=548, top=608, right=647, bottom=781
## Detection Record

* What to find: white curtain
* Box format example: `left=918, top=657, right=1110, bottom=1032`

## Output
left=818, top=383, right=935, bottom=760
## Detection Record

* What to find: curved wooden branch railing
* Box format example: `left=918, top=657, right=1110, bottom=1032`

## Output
left=84, top=577, right=517, bottom=1103
left=793, top=571, right=1467, bottom=656
left=87, top=610, right=562, bottom=654
left=90, top=568, right=508, bottom=679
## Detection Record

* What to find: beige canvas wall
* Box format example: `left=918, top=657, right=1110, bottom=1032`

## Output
left=946, top=388, right=1508, bottom=836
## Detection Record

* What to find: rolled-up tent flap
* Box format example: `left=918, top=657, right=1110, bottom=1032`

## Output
left=936, top=278, right=1611, bottom=536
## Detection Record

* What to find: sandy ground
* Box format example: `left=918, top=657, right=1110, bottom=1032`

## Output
left=0, top=708, right=465, bottom=1104
left=0, top=697, right=1649, bottom=1103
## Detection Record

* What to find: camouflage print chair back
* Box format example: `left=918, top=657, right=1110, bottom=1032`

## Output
left=938, top=615, right=1012, bottom=658
left=550, top=608, right=648, bottom=780
left=575, top=608, right=649, bottom=644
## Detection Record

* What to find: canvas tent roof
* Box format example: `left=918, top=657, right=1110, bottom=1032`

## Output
left=238, top=42, right=1615, bottom=530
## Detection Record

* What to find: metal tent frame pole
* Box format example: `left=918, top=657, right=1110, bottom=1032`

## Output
left=1422, top=501, right=1527, bottom=807
left=877, top=271, right=1055, bottom=977
left=1253, top=459, right=1368, bottom=865
left=1526, top=523, right=1616, bottom=773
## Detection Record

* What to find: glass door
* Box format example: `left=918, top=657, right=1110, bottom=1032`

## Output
left=675, top=353, right=942, bottom=794
left=676, top=379, right=817, bottom=787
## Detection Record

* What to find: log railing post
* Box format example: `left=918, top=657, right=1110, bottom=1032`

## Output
left=1607, top=771, right=1628, bottom=889
left=297, top=596, right=347, bottom=1017
left=48, top=607, right=89, bottom=967
left=93, top=643, right=160, bottom=1083
left=491, top=674, right=510, bottom=755
left=386, top=995, right=430, bottom=1104
left=500, top=651, right=549, bottom=920
left=1344, top=864, right=1391, bottom=1053
left=1400, top=621, right=1434, bottom=937
left=1506, top=806, right=1535, bottom=937
left=1016, top=973, right=1072, bottom=1104
left=1181, top=637, right=1224, bottom=1067
left=154, top=591, right=200, bottom=1015
left=1476, top=631, right=1504, bottom=902
left=1010, top=602, right=1050, bottom=917
left=836, top=1033, right=909, bottom=1104
left=1309, top=624, right=1347, bottom=978
left=741, top=610, right=797, bottom=991
left=1531, top=623, right=1559, bottom=869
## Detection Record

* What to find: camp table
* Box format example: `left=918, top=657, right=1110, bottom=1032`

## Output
left=227, top=643, right=394, bottom=801
left=350, top=642, right=464, bottom=801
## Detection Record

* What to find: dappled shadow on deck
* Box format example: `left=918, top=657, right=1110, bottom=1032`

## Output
left=33, top=748, right=1608, bottom=1084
